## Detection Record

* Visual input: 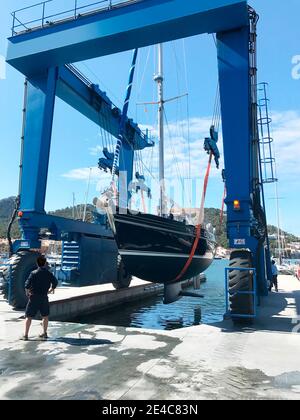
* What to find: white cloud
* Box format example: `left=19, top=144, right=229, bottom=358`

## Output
left=62, top=166, right=112, bottom=195
left=139, top=116, right=222, bottom=184
left=270, top=110, right=300, bottom=181
left=291, top=55, right=300, bottom=80
left=157, top=111, right=300, bottom=183
left=89, top=145, right=103, bottom=156
left=62, top=166, right=101, bottom=181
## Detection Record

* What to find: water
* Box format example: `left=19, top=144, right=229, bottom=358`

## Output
left=283, top=259, right=300, bottom=265
left=78, top=260, right=228, bottom=331
left=0, top=254, right=8, bottom=265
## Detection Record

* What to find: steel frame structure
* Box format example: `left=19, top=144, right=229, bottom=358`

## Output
left=6, top=0, right=270, bottom=297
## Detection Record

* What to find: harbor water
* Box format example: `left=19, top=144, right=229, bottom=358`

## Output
left=77, top=259, right=228, bottom=330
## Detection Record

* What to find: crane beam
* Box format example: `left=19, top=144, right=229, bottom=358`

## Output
left=7, top=0, right=248, bottom=77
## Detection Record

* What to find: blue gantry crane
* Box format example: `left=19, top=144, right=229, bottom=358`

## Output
left=4, top=0, right=273, bottom=319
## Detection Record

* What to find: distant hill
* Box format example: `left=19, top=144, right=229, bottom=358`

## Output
left=0, top=197, right=298, bottom=249
left=0, top=197, right=19, bottom=238
left=204, top=208, right=228, bottom=248
left=267, top=225, right=299, bottom=243
left=0, top=197, right=15, bottom=219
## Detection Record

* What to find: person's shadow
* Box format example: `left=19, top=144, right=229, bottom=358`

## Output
left=51, top=337, right=113, bottom=346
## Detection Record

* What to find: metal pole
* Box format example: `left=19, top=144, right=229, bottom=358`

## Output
left=72, top=193, right=76, bottom=219
left=75, top=0, right=78, bottom=18
left=155, top=44, right=165, bottom=216
left=42, top=2, right=46, bottom=27
left=274, top=181, right=282, bottom=264
left=83, top=168, right=92, bottom=222
left=12, top=12, right=16, bottom=36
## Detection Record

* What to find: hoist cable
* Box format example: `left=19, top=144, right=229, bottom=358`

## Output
left=174, top=153, right=213, bottom=282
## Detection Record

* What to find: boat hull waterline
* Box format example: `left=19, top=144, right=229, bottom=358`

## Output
left=108, top=211, right=216, bottom=284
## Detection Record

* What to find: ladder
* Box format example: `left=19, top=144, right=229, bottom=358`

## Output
left=61, top=241, right=80, bottom=284
left=257, top=82, right=278, bottom=184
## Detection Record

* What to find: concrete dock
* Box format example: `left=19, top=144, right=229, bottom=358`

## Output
left=17, top=275, right=204, bottom=322
left=0, top=275, right=300, bottom=400
left=48, top=278, right=163, bottom=321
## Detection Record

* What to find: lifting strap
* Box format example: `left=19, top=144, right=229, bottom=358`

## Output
left=220, top=186, right=226, bottom=226
left=174, top=152, right=213, bottom=282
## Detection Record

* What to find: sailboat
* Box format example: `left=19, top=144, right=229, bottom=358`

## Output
left=100, top=45, right=216, bottom=301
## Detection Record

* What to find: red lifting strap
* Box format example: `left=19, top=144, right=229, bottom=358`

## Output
left=141, top=190, right=147, bottom=213
left=174, top=152, right=213, bottom=282
left=220, top=185, right=227, bottom=226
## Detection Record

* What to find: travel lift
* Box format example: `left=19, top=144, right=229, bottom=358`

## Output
left=4, top=0, right=273, bottom=321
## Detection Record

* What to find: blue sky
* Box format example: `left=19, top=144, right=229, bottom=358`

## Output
left=0, top=0, right=300, bottom=236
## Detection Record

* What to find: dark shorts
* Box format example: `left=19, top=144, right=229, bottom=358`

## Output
left=272, top=275, right=278, bottom=285
left=25, top=295, right=50, bottom=318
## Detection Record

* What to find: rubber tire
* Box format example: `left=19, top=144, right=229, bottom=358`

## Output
left=112, top=255, right=132, bottom=290
left=229, top=250, right=254, bottom=323
left=3, top=251, right=41, bottom=309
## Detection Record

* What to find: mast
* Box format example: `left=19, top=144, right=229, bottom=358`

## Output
left=72, top=192, right=76, bottom=219
left=154, top=44, right=166, bottom=216
left=275, top=181, right=283, bottom=264
left=111, top=49, right=139, bottom=184
left=82, top=167, right=92, bottom=222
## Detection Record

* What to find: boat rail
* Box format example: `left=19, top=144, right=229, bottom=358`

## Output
left=11, top=0, right=144, bottom=36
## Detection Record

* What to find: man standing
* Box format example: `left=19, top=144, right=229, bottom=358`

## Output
left=22, top=256, right=58, bottom=341
left=269, top=260, right=279, bottom=293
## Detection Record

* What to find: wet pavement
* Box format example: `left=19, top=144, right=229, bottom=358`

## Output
left=1, top=275, right=300, bottom=400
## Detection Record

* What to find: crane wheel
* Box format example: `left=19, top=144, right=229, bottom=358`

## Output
left=3, top=251, right=41, bottom=309
left=229, top=250, right=254, bottom=324
left=112, top=255, right=132, bottom=290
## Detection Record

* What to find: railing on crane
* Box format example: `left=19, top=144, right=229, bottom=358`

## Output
left=11, top=0, right=144, bottom=36
left=257, top=82, right=278, bottom=184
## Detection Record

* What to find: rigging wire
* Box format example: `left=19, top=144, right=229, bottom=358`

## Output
left=133, top=42, right=194, bottom=212
left=212, top=82, right=221, bottom=131
left=174, top=152, right=213, bottom=282
left=211, top=34, right=222, bottom=132
left=80, top=62, right=123, bottom=109
left=131, top=43, right=191, bottom=211
left=182, top=38, right=192, bottom=187
left=164, top=108, right=188, bottom=202
left=171, top=41, right=192, bottom=208
left=211, top=33, right=226, bottom=229
left=137, top=47, right=152, bottom=101
left=82, top=52, right=154, bottom=208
